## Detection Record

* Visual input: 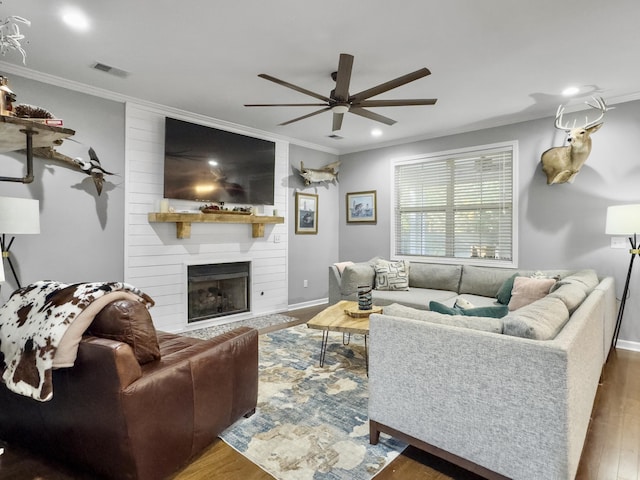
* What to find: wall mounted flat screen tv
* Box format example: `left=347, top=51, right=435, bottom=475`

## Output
left=164, top=117, right=276, bottom=205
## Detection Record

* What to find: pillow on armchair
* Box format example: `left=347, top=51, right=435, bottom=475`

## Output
left=87, top=298, right=161, bottom=364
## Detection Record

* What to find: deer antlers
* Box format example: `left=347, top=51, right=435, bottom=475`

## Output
left=554, top=96, right=608, bottom=131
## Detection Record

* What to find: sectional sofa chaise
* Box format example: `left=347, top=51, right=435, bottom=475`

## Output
left=329, top=259, right=616, bottom=479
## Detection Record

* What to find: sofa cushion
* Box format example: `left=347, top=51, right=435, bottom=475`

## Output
left=383, top=303, right=503, bottom=333
left=340, top=262, right=376, bottom=296
left=429, top=301, right=509, bottom=319
left=372, top=288, right=457, bottom=309
left=502, top=296, right=570, bottom=340
left=459, top=266, right=520, bottom=297
left=550, top=269, right=599, bottom=295
left=548, top=283, right=587, bottom=314
left=88, top=298, right=161, bottom=364
left=408, top=263, right=462, bottom=292
left=496, top=272, right=519, bottom=305
left=508, top=276, right=556, bottom=311
left=374, top=260, right=410, bottom=291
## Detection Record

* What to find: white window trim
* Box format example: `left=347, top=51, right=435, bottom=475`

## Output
left=389, top=140, right=519, bottom=268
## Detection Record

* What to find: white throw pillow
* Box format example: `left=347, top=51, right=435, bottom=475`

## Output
left=374, top=260, right=410, bottom=291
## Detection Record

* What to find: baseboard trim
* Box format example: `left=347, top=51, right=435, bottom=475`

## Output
left=615, top=339, right=640, bottom=352
left=288, top=298, right=328, bottom=311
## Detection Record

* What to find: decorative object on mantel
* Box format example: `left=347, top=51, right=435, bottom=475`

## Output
left=605, top=204, right=640, bottom=350
left=199, top=202, right=252, bottom=214
left=295, top=192, right=318, bottom=234
left=540, top=96, right=608, bottom=185
left=0, top=15, right=30, bottom=64
left=346, top=190, right=377, bottom=223
left=297, top=160, right=340, bottom=186
left=0, top=196, right=40, bottom=288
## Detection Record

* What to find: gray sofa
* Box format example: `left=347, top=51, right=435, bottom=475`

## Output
left=330, top=260, right=617, bottom=479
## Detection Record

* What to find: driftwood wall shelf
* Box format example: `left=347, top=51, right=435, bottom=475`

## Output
left=0, top=116, right=75, bottom=183
left=148, top=212, right=284, bottom=239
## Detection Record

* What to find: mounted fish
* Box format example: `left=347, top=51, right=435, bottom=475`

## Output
left=298, top=160, right=340, bottom=186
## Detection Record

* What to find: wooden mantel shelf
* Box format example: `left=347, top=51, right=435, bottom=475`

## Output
left=148, top=212, right=284, bottom=239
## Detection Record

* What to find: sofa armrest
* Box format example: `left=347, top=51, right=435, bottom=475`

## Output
left=78, top=335, right=143, bottom=389
left=328, top=265, right=343, bottom=304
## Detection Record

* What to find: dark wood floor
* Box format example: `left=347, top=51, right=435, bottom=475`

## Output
left=2, top=304, right=639, bottom=480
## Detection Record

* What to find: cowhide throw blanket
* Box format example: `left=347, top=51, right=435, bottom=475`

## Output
left=0, top=281, right=154, bottom=402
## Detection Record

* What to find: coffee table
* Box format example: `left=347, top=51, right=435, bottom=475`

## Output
left=306, top=300, right=382, bottom=372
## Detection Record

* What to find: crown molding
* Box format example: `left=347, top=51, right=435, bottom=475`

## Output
left=0, top=61, right=340, bottom=156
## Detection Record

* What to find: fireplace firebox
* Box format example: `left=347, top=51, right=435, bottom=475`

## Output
left=187, top=262, right=250, bottom=323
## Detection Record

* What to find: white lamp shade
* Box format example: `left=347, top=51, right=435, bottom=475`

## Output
left=0, top=262, right=4, bottom=282
left=605, top=204, right=640, bottom=235
left=0, top=196, right=40, bottom=234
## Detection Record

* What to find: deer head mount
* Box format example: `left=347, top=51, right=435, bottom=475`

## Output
left=541, top=96, right=608, bottom=185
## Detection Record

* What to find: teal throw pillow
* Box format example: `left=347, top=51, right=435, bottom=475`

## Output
left=496, top=273, right=520, bottom=305
left=429, top=301, right=509, bottom=319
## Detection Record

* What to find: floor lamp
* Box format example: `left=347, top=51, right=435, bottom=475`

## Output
left=0, top=196, right=40, bottom=289
left=605, top=204, right=640, bottom=350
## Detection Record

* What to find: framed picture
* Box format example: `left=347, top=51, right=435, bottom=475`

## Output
left=295, top=192, right=318, bottom=234
left=346, top=190, right=377, bottom=223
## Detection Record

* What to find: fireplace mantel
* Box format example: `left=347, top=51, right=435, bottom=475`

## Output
left=148, top=212, right=284, bottom=239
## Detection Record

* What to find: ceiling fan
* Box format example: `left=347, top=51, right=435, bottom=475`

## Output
left=245, top=53, right=437, bottom=131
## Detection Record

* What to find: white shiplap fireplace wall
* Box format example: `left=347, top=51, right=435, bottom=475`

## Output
left=124, top=102, right=289, bottom=333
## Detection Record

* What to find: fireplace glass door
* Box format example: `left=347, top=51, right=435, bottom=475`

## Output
left=187, top=262, right=250, bottom=323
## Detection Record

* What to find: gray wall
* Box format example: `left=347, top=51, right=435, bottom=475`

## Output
left=0, top=74, right=125, bottom=303
left=287, top=144, right=340, bottom=306
left=339, top=99, right=640, bottom=344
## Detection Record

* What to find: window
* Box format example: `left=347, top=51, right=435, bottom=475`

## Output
left=391, top=141, right=517, bottom=267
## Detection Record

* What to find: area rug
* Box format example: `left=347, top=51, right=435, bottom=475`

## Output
left=181, top=313, right=298, bottom=339
left=220, top=324, right=407, bottom=480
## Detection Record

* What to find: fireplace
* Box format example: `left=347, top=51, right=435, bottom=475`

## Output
left=187, top=262, right=250, bottom=323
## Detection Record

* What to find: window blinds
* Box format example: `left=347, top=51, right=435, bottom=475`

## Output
left=393, top=144, right=514, bottom=263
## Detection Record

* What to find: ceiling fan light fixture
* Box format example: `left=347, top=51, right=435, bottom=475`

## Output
left=332, top=104, right=350, bottom=114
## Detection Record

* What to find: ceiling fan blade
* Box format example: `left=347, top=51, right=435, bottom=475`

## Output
left=258, top=74, right=331, bottom=102
left=332, top=112, right=344, bottom=131
left=349, top=107, right=396, bottom=126
left=278, top=107, right=332, bottom=126
left=245, top=103, right=328, bottom=107
left=357, top=98, right=438, bottom=107
left=332, top=53, right=354, bottom=102
left=350, top=68, right=431, bottom=102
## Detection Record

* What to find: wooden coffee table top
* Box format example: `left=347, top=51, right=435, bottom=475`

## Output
left=306, top=300, right=381, bottom=335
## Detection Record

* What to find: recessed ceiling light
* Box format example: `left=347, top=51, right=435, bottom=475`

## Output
left=61, top=8, right=90, bottom=32
left=562, top=86, right=580, bottom=97
left=371, top=128, right=383, bottom=137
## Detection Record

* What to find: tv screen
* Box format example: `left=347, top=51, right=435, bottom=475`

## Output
left=163, top=117, right=276, bottom=205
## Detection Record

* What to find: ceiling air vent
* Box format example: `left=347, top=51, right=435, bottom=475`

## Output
left=328, top=134, right=343, bottom=140
left=91, top=62, right=130, bottom=78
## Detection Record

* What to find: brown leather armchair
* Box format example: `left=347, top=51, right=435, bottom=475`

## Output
left=0, top=298, right=258, bottom=480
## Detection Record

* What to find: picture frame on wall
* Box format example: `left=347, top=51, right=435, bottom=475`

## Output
left=295, top=192, right=318, bottom=234
left=346, top=190, right=377, bottom=224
